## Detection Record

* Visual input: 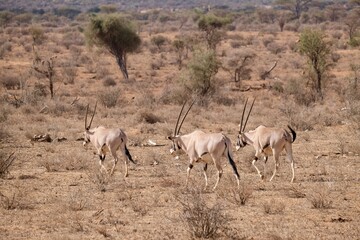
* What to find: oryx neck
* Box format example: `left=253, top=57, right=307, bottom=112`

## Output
left=244, top=131, right=256, bottom=144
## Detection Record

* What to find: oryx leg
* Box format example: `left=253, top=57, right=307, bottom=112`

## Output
left=203, top=163, right=208, bottom=190
left=99, top=158, right=107, bottom=174
left=269, top=151, right=280, bottom=182
left=285, top=143, right=295, bottom=183
left=213, top=159, right=223, bottom=190
left=263, top=156, right=268, bottom=179
left=109, top=150, right=119, bottom=176
left=186, top=162, right=194, bottom=188
left=98, top=147, right=108, bottom=173
left=252, top=155, right=264, bottom=180
left=118, top=146, right=130, bottom=177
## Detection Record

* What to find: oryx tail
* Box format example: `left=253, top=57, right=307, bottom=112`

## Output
left=287, top=125, right=296, bottom=143
left=125, top=145, right=135, bottom=164
left=224, top=140, right=240, bottom=179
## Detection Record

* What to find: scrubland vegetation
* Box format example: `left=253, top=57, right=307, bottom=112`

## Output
left=0, top=0, right=360, bottom=239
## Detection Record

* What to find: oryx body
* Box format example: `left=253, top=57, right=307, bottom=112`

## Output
left=83, top=103, right=135, bottom=177
left=236, top=99, right=296, bottom=182
left=236, top=125, right=296, bottom=182
left=168, top=102, right=240, bottom=190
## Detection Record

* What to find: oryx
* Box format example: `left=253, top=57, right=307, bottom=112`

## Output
left=167, top=101, right=240, bottom=190
left=236, top=99, right=296, bottom=182
left=83, top=102, right=136, bottom=177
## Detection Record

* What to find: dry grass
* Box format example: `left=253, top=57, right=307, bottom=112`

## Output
left=176, top=187, right=233, bottom=239
left=307, top=185, right=334, bottom=209
left=0, top=152, right=15, bottom=178
left=0, top=8, right=359, bottom=240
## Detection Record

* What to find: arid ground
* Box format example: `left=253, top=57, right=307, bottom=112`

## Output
left=1, top=6, right=360, bottom=240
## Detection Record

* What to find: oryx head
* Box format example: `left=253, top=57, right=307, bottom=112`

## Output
left=236, top=98, right=255, bottom=151
left=83, top=102, right=97, bottom=146
left=167, top=100, right=195, bottom=155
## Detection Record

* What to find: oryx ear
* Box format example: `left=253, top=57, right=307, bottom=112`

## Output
left=167, top=136, right=174, bottom=140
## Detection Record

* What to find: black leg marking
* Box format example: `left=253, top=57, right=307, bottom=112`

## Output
left=188, top=164, right=193, bottom=169
left=203, top=164, right=208, bottom=171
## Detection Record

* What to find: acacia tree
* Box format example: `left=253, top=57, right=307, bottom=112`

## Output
left=86, top=14, right=141, bottom=80
left=197, top=14, right=231, bottom=50
left=275, top=0, right=313, bottom=19
left=298, top=29, right=331, bottom=99
left=181, top=48, right=220, bottom=97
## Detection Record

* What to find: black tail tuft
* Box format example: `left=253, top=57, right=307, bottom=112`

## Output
left=125, top=145, right=136, bottom=164
left=287, top=125, right=296, bottom=143
left=225, top=142, right=240, bottom=179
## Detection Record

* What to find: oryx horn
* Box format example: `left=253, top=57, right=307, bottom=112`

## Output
left=177, top=100, right=195, bottom=135
left=239, top=98, right=248, bottom=133
left=242, top=98, right=255, bottom=132
left=174, top=101, right=187, bottom=136
left=85, top=102, right=97, bottom=130
left=239, top=98, right=255, bottom=133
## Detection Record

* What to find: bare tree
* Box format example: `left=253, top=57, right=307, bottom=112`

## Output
left=32, top=56, right=57, bottom=99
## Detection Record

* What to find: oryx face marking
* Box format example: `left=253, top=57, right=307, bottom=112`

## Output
left=167, top=101, right=240, bottom=190
left=236, top=134, right=248, bottom=150
left=168, top=136, right=182, bottom=154
left=83, top=131, right=91, bottom=146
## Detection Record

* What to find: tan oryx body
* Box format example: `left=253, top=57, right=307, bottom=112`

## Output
left=236, top=99, right=296, bottom=182
left=168, top=101, right=240, bottom=190
left=83, top=103, right=136, bottom=176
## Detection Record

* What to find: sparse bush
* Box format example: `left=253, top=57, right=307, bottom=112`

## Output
left=137, top=110, right=162, bottom=124
left=96, top=65, right=111, bottom=79
left=88, top=171, right=109, bottom=192
left=61, top=31, right=85, bottom=49
left=307, top=186, right=333, bottom=209
left=176, top=188, right=231, bottom=239
left=266, top=42, right=285, bottom=54
left=0, top=127, right=10, bottom=141
left=285, top=78, right=316, bottom=106
left=331, top=52, right=341, bottom=63
left=151, top=35, right=168, bottom=50
left=0, top=106, right=10, bottom=122
left=0, top=184, right=30, bottom=210
left=0, top=41, right=11, bottom=58
left=230, top=41, right=242, bottom=48
left=262, top=36, right=274, bottom=47
left=1, top=74, right=20, bottom=89
left=272, top=81, right=284, bottom=93
left=220, top=181, right=253, bottom=206
left=98, top=89, right=121, bottom=108
left=61, top=65, right=77, bottom=85
left=67, top=191, right=88, bottom=211
left=0, top=152, right=15, bottom=178
left=103, top=76, right=117, bottom=87
left=287, top=185, right=306, bottom=198
left=263, top=199, right=285, bottom=214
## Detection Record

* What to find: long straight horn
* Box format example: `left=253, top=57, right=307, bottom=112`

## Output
left=174, top=101, right=187, bottom=136
left=239, top=98, right=248, bottom=133
left=242, top=98, right=255, bottom=132
left=177, top=100, right=195, bottom=135
left=85, top=104, right=90, bottom=130
left=88, top=101, right=97, bottom=130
